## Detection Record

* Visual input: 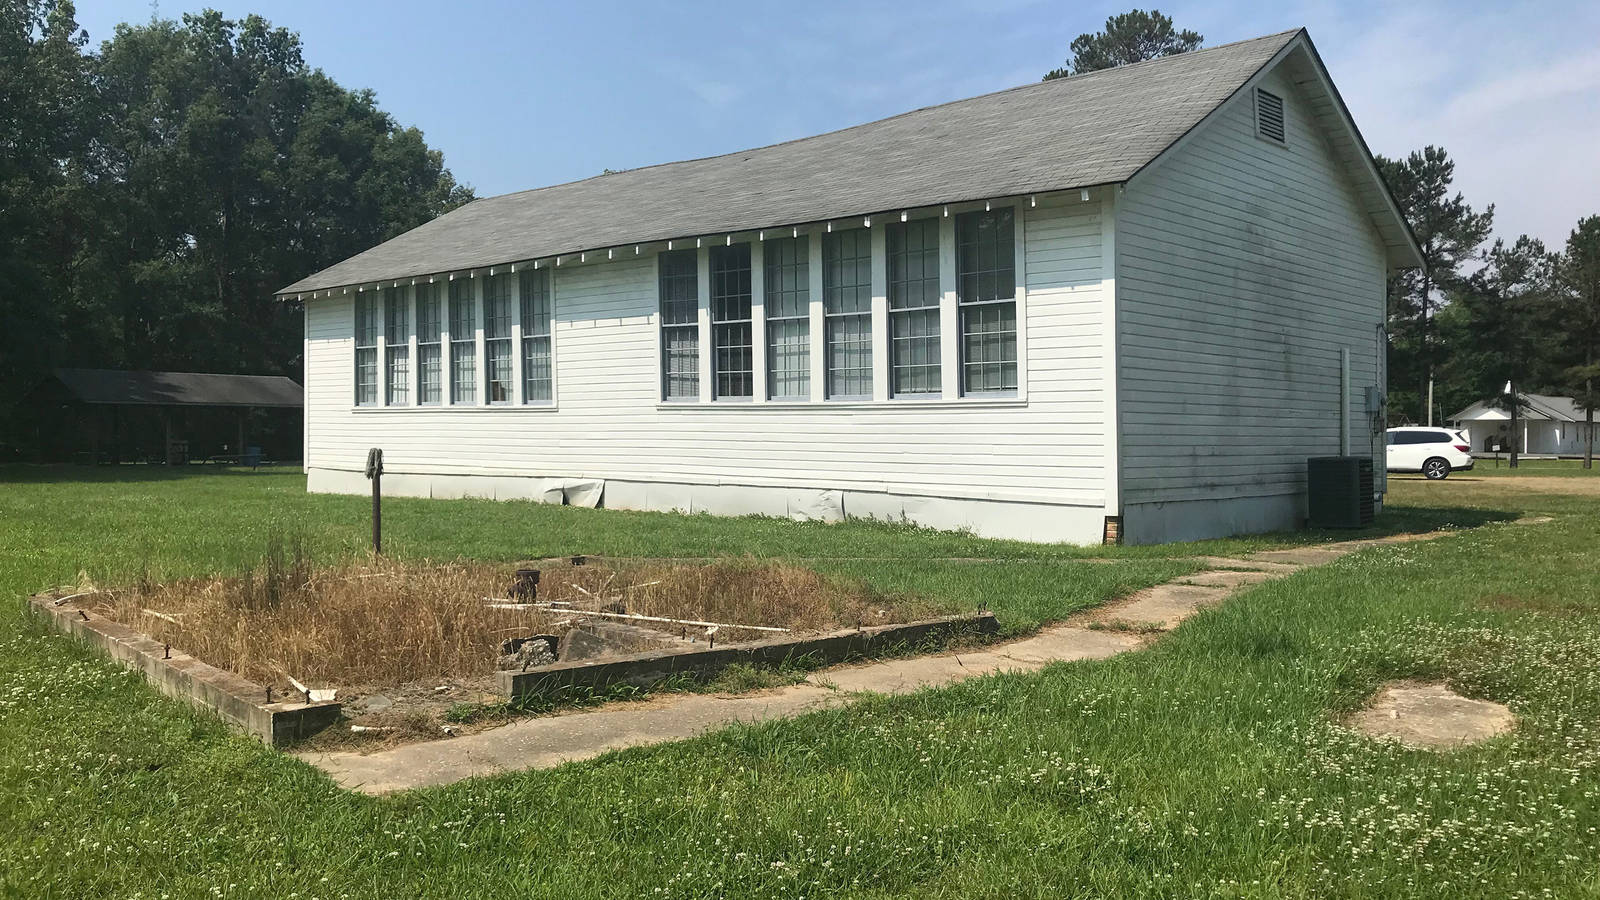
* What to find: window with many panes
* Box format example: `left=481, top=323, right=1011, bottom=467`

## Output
left=764, top=236, right=810, bottom=400
left=520, top=268, right=553, bottom=404
left=384, top=287, right=410, bottom=406
left=956, top=208, right=1017, bottom=394
left=483, top=274, right=513, bottom=404
left=448, top=279, right=477, bottom=404
left=887, top=218, right=941, bottom=396
left=823, top=228, right=872, bottom=399
left=416, top=282, right=442, bottom=405
left=710, top=244, right=753, bottom=399
left=354, top=295, right=378, bottom=406
left=659, top=249, right=699, bottom=400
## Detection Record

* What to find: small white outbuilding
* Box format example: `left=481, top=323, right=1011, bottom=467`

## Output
left=278, top=29, right=1421, bottom=545
left=1450, top=394, right=1597, bottom=457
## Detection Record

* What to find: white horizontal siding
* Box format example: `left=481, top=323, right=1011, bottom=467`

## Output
left=304, top=195, right=1110, bottom=508
left=1115, top=64, right=1388, bottom=507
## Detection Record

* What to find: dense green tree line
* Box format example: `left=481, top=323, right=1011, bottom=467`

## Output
left=1379, top=147, right=1600, bottom=462
left=0, top=1, right=470, bottom=451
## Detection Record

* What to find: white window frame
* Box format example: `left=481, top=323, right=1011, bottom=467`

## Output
left=710, top=242, right=755, bottom=401
left=482, top=273, right=514, bottom=405
left=887, top=215, right=943, bottom=398
left=415, top=281, right=443, bottom=406
left=353, top=292, right=379, bottom=407
left=384, top=285, right=411, bottom=407
left=658, top=248, right=700, bottom=402
left=518, top=266, right=556, bottom=406
left=762, top=234, right=811, bottom=401
left=447, top=277, right=479, bottom=406
left=822, top=226, right=874, bottom=401
left=955, top=205, right=1021, bottom=397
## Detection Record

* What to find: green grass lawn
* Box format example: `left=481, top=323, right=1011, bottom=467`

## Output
left=1456, top=456, right=1600, bottom=477
left=2, top=466, right=1597, bottom=898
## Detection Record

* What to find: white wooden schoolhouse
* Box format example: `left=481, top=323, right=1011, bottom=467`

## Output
left=280, top=29, right=1420, bottom=544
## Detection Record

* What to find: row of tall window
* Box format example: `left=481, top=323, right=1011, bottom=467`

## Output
left=354, top=269, right=553, bottom=407
left=659, top=206, right=1017, bottom=402
left=354, top=206, right=1018, bottom=407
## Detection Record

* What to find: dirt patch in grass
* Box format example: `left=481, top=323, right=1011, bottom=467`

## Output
left=1347, top=680, right=1516, bottom=749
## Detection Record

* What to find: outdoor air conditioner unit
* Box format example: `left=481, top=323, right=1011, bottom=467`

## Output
left=1306, top=456, right=1375, bottom=528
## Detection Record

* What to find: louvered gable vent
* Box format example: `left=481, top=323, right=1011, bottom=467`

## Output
left=1255, top=88, right=1286, bottom=143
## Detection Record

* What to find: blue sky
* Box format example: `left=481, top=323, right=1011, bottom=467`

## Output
left=74, top=0, right=1600, bottom=248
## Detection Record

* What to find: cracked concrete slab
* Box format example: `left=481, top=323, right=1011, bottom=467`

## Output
left=1192, top=556, right=1302, bottom=575
left=1348, top=681, right=1515, bottom=749
left=1078, top=583, right=1229, bottom=630
left=302, top=686, right=847, bottom=792
left=1247, top=547, right=1357, bottom=566
left=300, top=529, right=1468, bottom=793
left=1175, top=569, right=1276, bottom=588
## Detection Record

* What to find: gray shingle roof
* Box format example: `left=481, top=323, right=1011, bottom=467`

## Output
left=280, top=30, right=1302, bottom=296
left=52, top=369, right=304, bottom=408
left=1450, top=393, right=1590, bottom=422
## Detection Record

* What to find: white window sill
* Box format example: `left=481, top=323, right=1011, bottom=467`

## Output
left=352, top=404, right=559, bottom=413
left=655, top=396, right=1027, bottom=411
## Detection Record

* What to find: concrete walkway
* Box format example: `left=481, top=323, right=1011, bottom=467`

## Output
left=299, top=532, right=1450, bottom=793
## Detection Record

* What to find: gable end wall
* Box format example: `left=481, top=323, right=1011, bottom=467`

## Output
left=1114, top=63, right=1389, bottom=543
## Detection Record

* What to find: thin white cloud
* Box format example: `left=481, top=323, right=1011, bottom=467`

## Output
left=656, top=59, right=744, bottom=109
left=1440, top=53, right=1600, bottom=123
left=1291, top=0, right=1600, bottom=247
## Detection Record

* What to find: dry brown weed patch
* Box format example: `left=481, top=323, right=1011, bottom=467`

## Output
left=79, top=549, right=908, bottom=691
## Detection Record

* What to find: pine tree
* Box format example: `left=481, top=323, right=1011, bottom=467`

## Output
left=1042, top=10, right=1201, bottom=80
left=1450, top=236, right=1555, bottom=467
left=1376, top=147, right=1494, bottom=425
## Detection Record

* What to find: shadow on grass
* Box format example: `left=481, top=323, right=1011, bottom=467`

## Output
left=0, top=463, right=300, bottom=484
left=1288, top=504, right=1514, bottom=544
left=1151, top=504, right=1519, bottom=558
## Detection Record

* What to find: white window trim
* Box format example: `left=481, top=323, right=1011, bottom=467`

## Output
left=953, top=203, right=1026, bottom=399
left=482, top=273, right=514, bottom=406
left=750, top=239, right=767, bottom=404
left=822, top=226, right=875, bottom=402
left=807, top=231, right=825, bottom=404
left=710, top=242, right=755, bottom=403
left=696, top=246, right=712, bottom=404
left=417, top=280, right=442, bottom=407
left=353, top=291, right=379, bottom=408
left=645, top=199, right=1030, bottom=409
left=381, top=285, right=413, bottom=408
left=404, top=285, right=418, bottom=407
left=887, top=213, right=945, bottom=401
left=439, top=280, right=453, bottom=405
left=341, top=194, right=1041, bottom=413
left=656, top=248, right=701, bottom=403
left=472, top=275, right=487, bottom=407
left=514, top=264, right=558, bottom=408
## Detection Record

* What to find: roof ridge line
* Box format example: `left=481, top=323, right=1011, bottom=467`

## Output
left=472, top=29, right=1307, bottom=207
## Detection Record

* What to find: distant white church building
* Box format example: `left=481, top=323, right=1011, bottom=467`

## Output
left=280, top=29, right=1420, bottom=544
left=1450, top=393, right=1596, bottom=456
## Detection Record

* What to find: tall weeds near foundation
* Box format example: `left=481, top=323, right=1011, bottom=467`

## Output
left=80, top=543, right=909, bottom=692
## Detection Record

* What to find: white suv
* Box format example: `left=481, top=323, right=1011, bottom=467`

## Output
left=1385, top=427, right=1474, bottom=480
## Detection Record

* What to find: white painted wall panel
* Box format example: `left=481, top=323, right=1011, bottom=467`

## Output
left=1115, top=65, right=1389, bottom=528
left=304, top=195, right=1111, bottom=523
